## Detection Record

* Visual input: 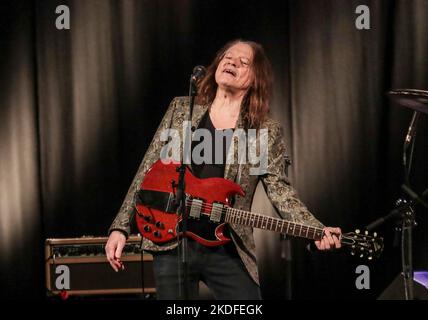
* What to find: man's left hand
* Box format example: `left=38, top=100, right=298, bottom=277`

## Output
left=315, top=227, right=342, bottom=250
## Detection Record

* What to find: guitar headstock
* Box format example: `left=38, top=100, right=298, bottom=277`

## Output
left=342, top=229, right=384, bottom=260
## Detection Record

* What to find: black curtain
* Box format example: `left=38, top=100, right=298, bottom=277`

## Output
left=1, top=0, right=427, bottom=299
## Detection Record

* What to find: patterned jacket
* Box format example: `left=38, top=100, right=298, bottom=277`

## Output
left=109, top=96, right=324, bottom=285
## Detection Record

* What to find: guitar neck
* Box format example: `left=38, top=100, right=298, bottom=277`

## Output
left=224, top=207, right=324, bottom=241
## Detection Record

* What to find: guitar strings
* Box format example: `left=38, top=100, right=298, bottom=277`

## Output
left=182, top=199, right=357, bottom=241
left=182, top=199, right=324, bottom=238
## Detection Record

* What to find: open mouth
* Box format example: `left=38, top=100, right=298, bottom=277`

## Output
left=223, top=68, right=237, bottom=77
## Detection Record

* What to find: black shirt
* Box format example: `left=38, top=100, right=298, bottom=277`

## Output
left=191, top=111, right=234, bottom=179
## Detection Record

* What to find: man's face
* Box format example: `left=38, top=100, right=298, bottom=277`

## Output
left=215, top=42, right=254, bottom=93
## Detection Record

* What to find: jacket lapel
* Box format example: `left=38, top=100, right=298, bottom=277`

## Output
left=224, top=112, right=245, bottom=182
left=191, top=103, right=209, bottom=131
left=184, top=102, right=209, bottom=168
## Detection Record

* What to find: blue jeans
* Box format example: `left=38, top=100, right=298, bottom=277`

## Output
left=151, top=240, right=261, bottom=300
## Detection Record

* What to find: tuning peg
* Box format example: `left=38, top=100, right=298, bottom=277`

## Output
left=360, top=254, right=364, bottom=258
left=368, top=256, right=373, bottom=260
left=355, top=229, right=360, bottom=234
left=351, top=251, right=355, bottom=256
left=373, top=232, right=377, bottom=237
left=365, top=231, right=369, bottom=235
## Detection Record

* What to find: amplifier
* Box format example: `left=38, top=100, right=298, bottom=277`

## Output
left=45, top=235, right=156, bottom=297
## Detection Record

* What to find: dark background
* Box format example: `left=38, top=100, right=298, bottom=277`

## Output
left=0, top=0, right=427, bottom=300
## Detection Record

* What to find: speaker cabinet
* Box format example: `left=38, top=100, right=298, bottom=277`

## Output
left=45, top=235, right=155, bottom=297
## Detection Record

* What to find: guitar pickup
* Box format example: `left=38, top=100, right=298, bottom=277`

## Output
left=210, top=202, right=224, bottom=223
left=189, top=198, right=203, bottom=219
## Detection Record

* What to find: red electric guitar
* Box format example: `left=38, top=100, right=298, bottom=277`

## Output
left=135, top=160, right=383, bottom=259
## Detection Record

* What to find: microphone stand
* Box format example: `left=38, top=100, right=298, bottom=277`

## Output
left=175, top=74, right=198, bottom=300
left=397, top=111, right=419, bottom=300
left=281, top=154, right=293, bottom=300
left=366, top=110, right=426, bottom=300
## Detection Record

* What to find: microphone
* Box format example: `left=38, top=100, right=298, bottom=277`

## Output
left=190, top=65, right=206, bottom=83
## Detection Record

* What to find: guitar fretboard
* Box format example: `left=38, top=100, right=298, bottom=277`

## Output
left=224, top=207, right=324, bottom=240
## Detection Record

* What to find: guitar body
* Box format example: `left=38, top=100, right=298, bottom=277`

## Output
left=135, top=160, right=244, bottom=246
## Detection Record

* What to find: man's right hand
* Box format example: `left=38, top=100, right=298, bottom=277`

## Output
left=105, top=231, right=127, bottom=272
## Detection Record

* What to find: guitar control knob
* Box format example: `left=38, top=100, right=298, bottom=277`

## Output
left=143, top=225, right=151, bottom=232
left=153, top=231, right=161, bottom=238
left=155, top=221, right=164, bottom=229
